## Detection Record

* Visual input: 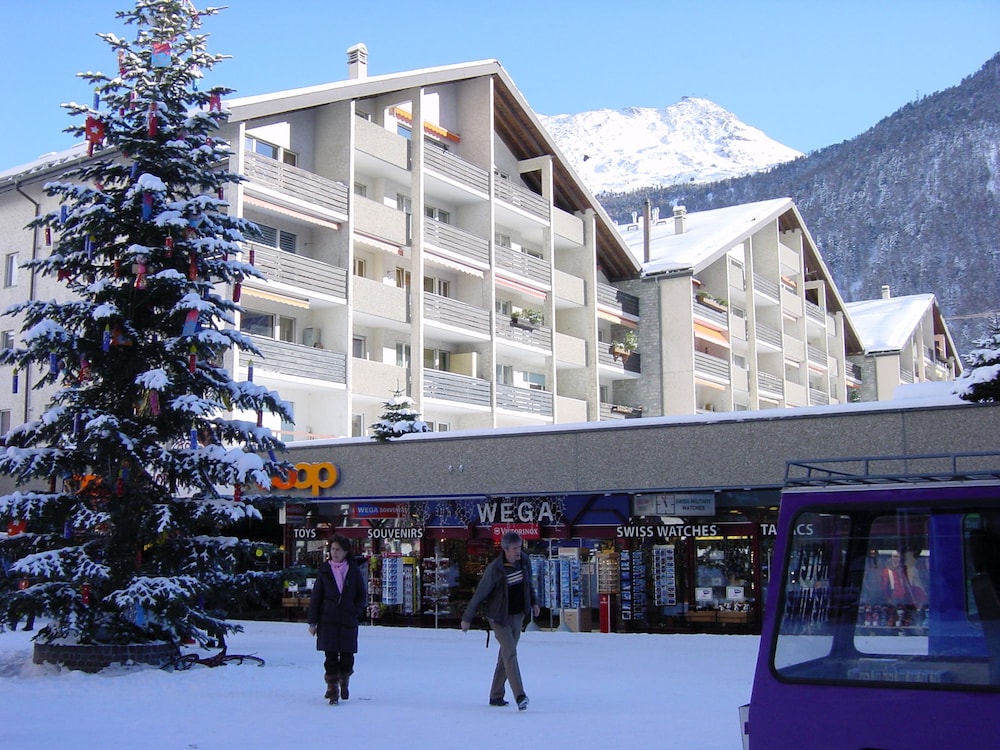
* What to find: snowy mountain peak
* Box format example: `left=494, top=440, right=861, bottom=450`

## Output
left=539, top=97, right=802, bottom=195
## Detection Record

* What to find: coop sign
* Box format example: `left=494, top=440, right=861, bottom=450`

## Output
left=616, top=523, right=719, bottom=539
left=476, top=500, right=559, bottom=524
left=271, top=462, right=340, bottom=496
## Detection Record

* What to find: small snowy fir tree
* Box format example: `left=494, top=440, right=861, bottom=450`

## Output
left=0, top=1, right=292, bottom=647
left=954, top=316, right=1000, bottom=403
left=371, top=389, right=430, bottom=443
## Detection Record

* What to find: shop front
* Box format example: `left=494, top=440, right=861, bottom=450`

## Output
left=278, top=488, right=779, bottom=634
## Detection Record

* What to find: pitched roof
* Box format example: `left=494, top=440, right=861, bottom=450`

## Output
left=617, top=198, right=863, bottom=352
left=846, top=294, right=960, bottom=370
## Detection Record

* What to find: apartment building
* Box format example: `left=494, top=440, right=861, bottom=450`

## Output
left=846, top=286, right=961, bottom=401
left=614, top=199, right=865, bottom=415
left=0, top=47, right=643, bottom=440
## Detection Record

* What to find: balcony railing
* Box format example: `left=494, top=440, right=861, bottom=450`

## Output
left=496, top=384, right=553, bottom=416
left=423, top=293, right=490, bottom=335
left=424, top=218, right=489, bottom=265
left=600, top=402, right=644, bottom=420
left=694, top=351, right=730, bottom=381
left=757, top=370, right=785, bottom=396
left=809, top=387, right=830, bottom=406
left=754, top=322, right=782, bottom=349
left=496, top=315, right=552, bottom=349
left=495, top=246, right=550, bottom=285
left=244, top=152, right=349, bottom=216
left=752, top=273, right=780, bottom=300
left=245, top=242, right=347, bottom=300
left=597, top=283, right=640, bottom=317
left=805, top=300, right=826, bottom=324
left=424, top=147, right=489, bottom=194
left=249, top=335, right=347, bottom=384
left=423, top=369, right=491, bottom=407
left=901, top=368, right=914, bottom=384
left=694, top=297, right=728, bottom=327
left=495, top=179, right=548, bottom=221
left=807, top=344, right=827, bottom=367
left=598, top=346, right=641, bottom=373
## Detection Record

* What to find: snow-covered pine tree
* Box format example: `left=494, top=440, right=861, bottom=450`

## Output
left=955, top=315, right=1000, bottom=403
left=0, top=1, right=292, bottom=647
left=371, top=389, right=430, bottom=443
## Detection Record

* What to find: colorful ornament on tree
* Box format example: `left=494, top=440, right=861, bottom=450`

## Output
left=11, top=367, right=18, bottom=394
left=246, top=359, right=254, bottom=382
left=233, top=483, right=242, bottom=503
left=81, top=583, right=91, bottom=606
left=148, top=389, right=161, bottom=416
left=182, top=309, right=199, bottom=336
left=84, top=116, right=105, bottom=156
left=148, top=102, right=158, bottom=136
left=189, top=426, right=199, bottom=450
left=45, top=226, right=52, bottom=246
left=151, top=40, right=172, bottom=68
left=164, top=235, right=173, bottom=257
left=188, top=345, right=197, bottom=373
left=232, top=280, right=242, bottom=302
left=188, top=252, right=198, bottom=280
left=49, top=352, right=58, bottom=376
left=209, top=92, right=222, bottom=111
left=134, top=255, right=148, bottom=288
left=102, top=325, right=112, bottom=352
left=93, top=88, right=101, bottom=110
left=142, top=193, right=153, bottom=220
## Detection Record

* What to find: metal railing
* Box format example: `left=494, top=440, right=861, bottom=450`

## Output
left=495, top=178, right=548, bottom=220
left=424, top=147, right=489, bottom=194
left=244, top=152, right=349, bottom=215
left=757, top=370, right=784, bottom=396
left=752, top=273, right=780, bottom=300
left=598, top=346, right=641, bottom=373
left=694, top=351, right=730, bottom=381
left=597, top=283, right=640, bottom=317
left=809, top=387, right=830, bottom=405
left=423, top=369, right=491, bottom=407
left=694, top=297, right=728, bottom=327
left=248, top=335, right=347, bottom=384
left=496, top=316, right=553, bottom=349
left=423, top=293, right=490, bottom=335
left=244, top=242, right=347, bottom=300
left=805, top=300, right=826, bottom=323
left=495, top=246, right=550, bottom=285
left=807, top=344, right=827, bottom=366
left=496, top=384, right=553, bottom=416
left=754, top=322, right=782, bottom=349
left=424, top=219, right=489, bottom=265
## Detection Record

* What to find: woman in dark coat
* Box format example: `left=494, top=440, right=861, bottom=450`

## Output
left=307, top=534, right=366, bottom=704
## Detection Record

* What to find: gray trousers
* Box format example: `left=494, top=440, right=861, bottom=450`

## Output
left=489, top=613, right=526, bottom=700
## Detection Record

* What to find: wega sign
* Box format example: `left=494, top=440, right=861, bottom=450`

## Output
left=271, top=462, right=340, bottom=496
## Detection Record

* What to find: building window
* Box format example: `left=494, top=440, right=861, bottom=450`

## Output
left=425, top=205, right=450, bottom=224
left=0, top=409, right=9, bottom=439
left=424, top=348, right=450, bottom=372
left=495, top=299, right=513, bottom=317
left=240, top=310, right=294, bottom=342
left=395, top=268, right=411, bottom=290
left=396, top=342, right=411, bottom=368
left=424, top=276, right=450, bottom=298
left=1, top=330, right=13, bottom=350
left=351, top=414, right=365, bottom=437
left=4, top=253, right=17, bottom=287
left=245, top=136, right=297, bottom=167
left=255, top=223, right=297, bottom=253
left=354, top=182, right=367, bottom=197
left=352, top=336, right=367, bottom=359
left=496, top=364, right=513, bottom=385
left=495, top=232, right=512, bottom=249
left=396, top=194, right=412, bottom=214
left=353, top=258, right=367, bottom=278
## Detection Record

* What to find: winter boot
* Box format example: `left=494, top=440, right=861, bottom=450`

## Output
left=325, top=674, right=340, bottom=704
left=339, top=673, right=351, bottom=701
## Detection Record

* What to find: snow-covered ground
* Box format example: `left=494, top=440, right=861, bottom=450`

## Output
left=0, top=620, right=758, bottom=749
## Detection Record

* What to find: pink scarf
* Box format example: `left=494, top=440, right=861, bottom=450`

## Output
left=330, top=560, right=348, bottom=592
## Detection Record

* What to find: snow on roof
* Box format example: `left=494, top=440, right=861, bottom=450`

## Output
left=845, top=293, right=936, bottom=353
left=616, top=197, right=793, bottom=274
left=0, top=143, right=90, bottom=185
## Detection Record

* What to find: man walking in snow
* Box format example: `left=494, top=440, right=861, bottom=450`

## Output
left=461, top=531, right=540, bottom=710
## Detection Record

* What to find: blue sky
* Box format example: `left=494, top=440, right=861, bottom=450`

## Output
left=2, top=0, right=999, bottom=171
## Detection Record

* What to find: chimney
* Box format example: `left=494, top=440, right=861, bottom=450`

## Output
left=347, top=43, right=368, bottom=79
left=673, top=205, right=687, bottom=234
left=651, top=206, right=660, bottom=223
left=631, top=211, right=638, bottom=225
left=643, top=198, right=652, bottom=263
left=881, top=285, right=891, bottom=299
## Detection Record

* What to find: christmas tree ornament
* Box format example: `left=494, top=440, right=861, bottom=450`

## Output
left=81, top=583, right=91, bottom=606
left=118, top=49, right=127, bottom=74
left=60, top=205, right=68, bottom=224
left=11, top=367, right=17, bottom=394
left=45, top=227, right=52, bottom=246
left=189, top=426, right=199, bottom=450
left=148, top=102, right=157, bottom=136
left=188, top=344, right=197, bottom=373
left=84, top=116, right=105, bottom=156
left=164, top=235, right=173, bottom=256
left=148, top=389, right=160, bottom=416
left=151, top=40, right=171, bottom=68
left=233, top=483, right=242, bottom=503
left=49, top=352, right=58, bottom=376
left=102, top=325, right=112, bottom=352
left=142, top=192, right=153, bottom=220
left=209, top=92, right=221, bottom=111
left=246, top=359, right=254, bottom=381
left=182, top=309, right=199, bottom=335
left=93, top=87, right=101, bottom=109
left=188, top=252, right=198, bottom=280
left=232, top=280, right=241, bottom=302
left=134, top=255, right=148, bottom=288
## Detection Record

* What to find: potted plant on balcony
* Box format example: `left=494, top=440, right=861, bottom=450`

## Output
left=696, top=290, right=728, bottom=313
left=511, top=307, right=543, bottom=331
left=610, top=329, right=638, bottom=363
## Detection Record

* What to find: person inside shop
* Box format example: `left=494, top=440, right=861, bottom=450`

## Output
left=881, top=549, right=924, bottom=605
left=307, top=534, right=366, bottom=705
left=461, top=531, right=540, bottom=711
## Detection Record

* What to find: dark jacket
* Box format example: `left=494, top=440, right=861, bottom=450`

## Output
left=462, top=554, right=538, bottom=624
left=307, top=560, right=366, bottom=653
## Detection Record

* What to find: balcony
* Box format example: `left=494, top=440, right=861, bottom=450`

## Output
left=597, top=283, right=640, bottom=317
left=752, top=273, right=780, bottom=302
left=423, top=293, right=490, bottom=336
left=245, top=242, right=347, bottom=301
left=694, top=351, right=730, bottom=381
left=495, top=246, right=551, bottom=285
left=424, top=218, right=489, bottom=266
left=598, top=346, right=641, bottom=374
left=757, top=370, right=785, bottom=397
left=497, top=384, right=553, bottom=417
left=496, top=315, right=552, bottom=350
left=600, top=402, right=643, bottom=420
left=424, top=369, right=491, bottom=407
left=805, top=300, right=826, bottom=324
left=694, top=296, right=728, bottom=327
left=495, top=179, right=548, bottom=221
left=807, top=344, right=827, bottom=367
left=424, top=147, right=489, bottom=195
left=243, top=152, right=349, bottom=217
left=353, top=276, right=407, bottom=324
left=754, top=322, right=782, bottom=350
left=355, top=117, right=409, bottom=171
left=354, top=196, right=408, bottom=247
left=809, top=387, right=830, bottom=406
left=249, top=335, right=347, bottom=384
